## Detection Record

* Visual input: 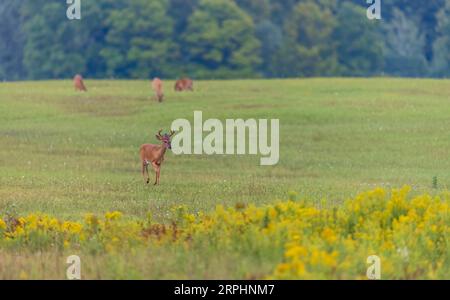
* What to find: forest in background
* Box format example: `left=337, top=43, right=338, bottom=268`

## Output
left=1, top=0, right=450, bottom=80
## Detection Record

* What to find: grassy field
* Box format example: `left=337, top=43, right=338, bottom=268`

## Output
left=0, top=78, right=449, bottom=279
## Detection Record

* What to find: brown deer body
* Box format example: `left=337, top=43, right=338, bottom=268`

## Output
left=140, top=129, right=175, bottom=185
left=151, top=77, right=164, bottom=102
left=174, top=78, right=193, bottom=92
left=73, top=74, right=87, bottom=92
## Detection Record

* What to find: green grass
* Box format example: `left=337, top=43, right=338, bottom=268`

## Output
left=1, top=78, right=450, bottom=279
left=1, top=78, right=450, bottom=221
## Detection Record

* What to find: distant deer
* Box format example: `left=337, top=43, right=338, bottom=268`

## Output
left=151, top=77, right=164, bottom=102
left=174, top=78, right=193, bottom=92
left=73, top=74, right=87, bottom=92
left=140, top=129, right=175, bottom=185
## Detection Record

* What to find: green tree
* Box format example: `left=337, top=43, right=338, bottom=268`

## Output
left=431, top=0, right=450, bottom=76
left=383, top=0, right=445, bottom=61
left=234, top=0, right=271, bottom=23
left=182, top=0, right=261, bottom=78
left=168, top=0, right=198, bottom=33
left=383, top=8, right=428, bottom=77
left=0, top=0, right=26, bottom=80
left=269, top=0, right=300, bottom=26
left=237, top=0, right=281, bottom=77
left=255, top=20, right=283, bottom=77
left=22, top=1, right=82, bottom=79
left=101, top=0, right=177, bottom=78
left=70, top=0, right=113, bottom=78
left=6, top=0, right=449, bottom=80
left=167, top=0, right=198, bottom=70
left=333, top=2, right=383, bottom=76
left=21, top=0, right=109, bottom=79
left=272, top=0, right=338, bottom=77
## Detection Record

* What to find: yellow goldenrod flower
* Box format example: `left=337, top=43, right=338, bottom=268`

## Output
left=0, top=218, right=6, bottom=230
left=105, top=211, right=122, bottom=221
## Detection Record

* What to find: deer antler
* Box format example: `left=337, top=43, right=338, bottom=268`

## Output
left=169, top=130, right=176, bottom=137
left=157, top=129, right=163, bottom=138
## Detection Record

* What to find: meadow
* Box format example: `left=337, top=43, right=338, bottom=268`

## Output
left=0, top=78, right=449, bottom=279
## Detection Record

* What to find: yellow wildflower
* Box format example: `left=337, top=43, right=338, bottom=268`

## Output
left=321, top=228, right=338, bottom=244
left=105, top=211, right=122, bottom=221
left=0, top=218, right=6, bottom=230
left=285, top=245, right=307, bottom=259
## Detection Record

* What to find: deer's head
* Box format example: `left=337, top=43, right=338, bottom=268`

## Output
left=156, top=129, right=175, bottom=150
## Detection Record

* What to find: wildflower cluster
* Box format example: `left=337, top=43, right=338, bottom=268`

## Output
left=0, top=186, right=448, bottom=279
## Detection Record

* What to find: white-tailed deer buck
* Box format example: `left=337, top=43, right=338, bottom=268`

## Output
left=140, top=129, right=175, bottom=185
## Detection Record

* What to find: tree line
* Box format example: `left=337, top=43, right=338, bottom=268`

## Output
left=1, top=0, right=450, bottom=81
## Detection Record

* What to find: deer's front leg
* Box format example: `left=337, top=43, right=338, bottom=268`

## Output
left=156, top=161, right=162, bottom=185
left=151, top=162, right=160, bottom=185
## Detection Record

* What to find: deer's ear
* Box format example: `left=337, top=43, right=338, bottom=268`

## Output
left=155, top=135, right=161, bottom=140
